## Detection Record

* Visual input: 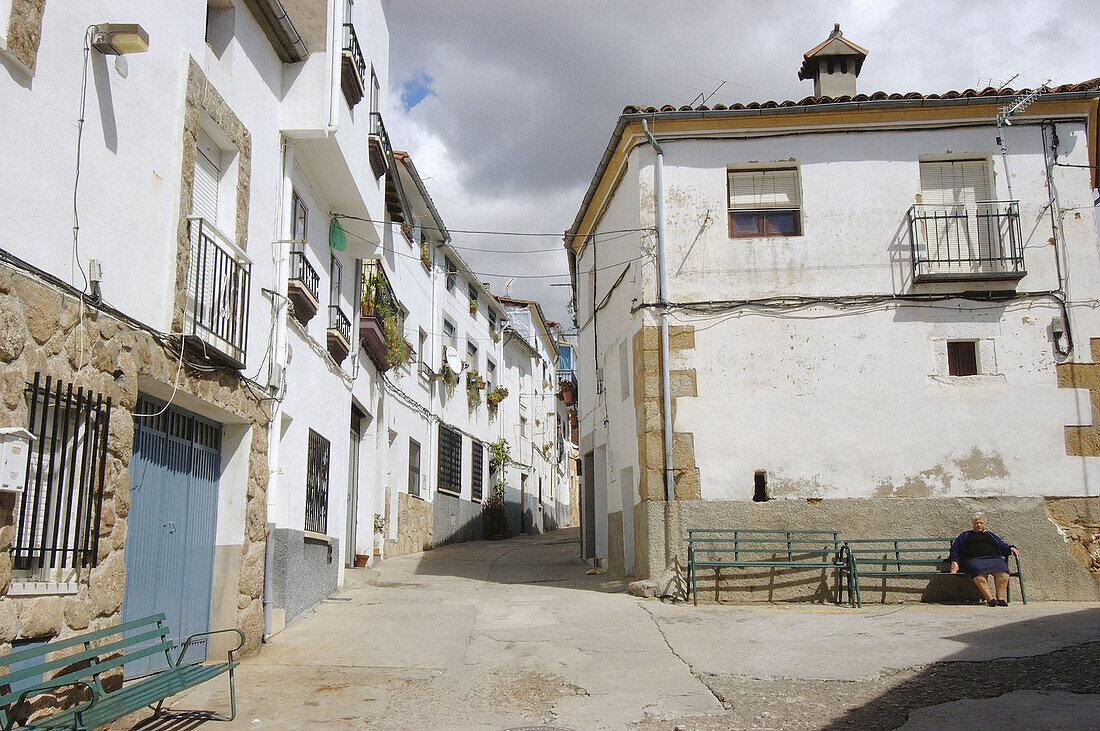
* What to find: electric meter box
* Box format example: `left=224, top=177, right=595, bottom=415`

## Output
left=0, top=427, right=35, bottom=493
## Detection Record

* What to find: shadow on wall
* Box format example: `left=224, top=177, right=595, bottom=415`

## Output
left=823, top=608, right=1100, bottom=729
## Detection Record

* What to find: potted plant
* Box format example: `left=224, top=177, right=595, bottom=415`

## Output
left=440, top=360, right=459, bottom=396
left=419, top=241, right=431, bottom=270
left=469, top=299, right=477, bottom=315
left=484, top=439, right=511, bottom=539
left=486, top=385, right=509, bottom=417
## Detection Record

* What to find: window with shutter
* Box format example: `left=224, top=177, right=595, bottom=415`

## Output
left=917, top=159, right=1000, bottom=272
left=727, top=167, right=802, bottom=238
left=192, top=129, right=223, bottom=224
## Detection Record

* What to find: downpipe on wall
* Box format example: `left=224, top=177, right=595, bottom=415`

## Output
left=641, top=119, right=675, bottom=503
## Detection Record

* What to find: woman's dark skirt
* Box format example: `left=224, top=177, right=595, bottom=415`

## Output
left=963, top=555, right=1010, bottom=578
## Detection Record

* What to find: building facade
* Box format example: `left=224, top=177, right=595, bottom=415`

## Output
left=567, top=29, right=1100, bottom=601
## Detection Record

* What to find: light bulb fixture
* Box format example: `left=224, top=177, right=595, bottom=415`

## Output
left=90, top=23, right=149, bottom=55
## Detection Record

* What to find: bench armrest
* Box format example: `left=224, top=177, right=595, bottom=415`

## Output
left=175, top=628, right=246, bottom=667
left=4, top=679, right=99, bottom=731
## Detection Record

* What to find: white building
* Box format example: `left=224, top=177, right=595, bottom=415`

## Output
left=0, top=0, right=400, bottom=657
left=566, top=27, right=1100, bottom=600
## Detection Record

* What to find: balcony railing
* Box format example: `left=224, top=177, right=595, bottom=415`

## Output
left=186, top=217, right=250, bottom=368
left=288, top=249, right=320, bottom=324
left=557, top=369, right=578, bottom=405
left=908, top=201, right=1025, bottom=282
left=327, top=304, right=352, bottom=363
left=340, top=23, right=366, bottom=106
left=359, top=259, right=402, bottom=369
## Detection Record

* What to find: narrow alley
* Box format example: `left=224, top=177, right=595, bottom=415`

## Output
left=136, top=529, right=1098, bottom=730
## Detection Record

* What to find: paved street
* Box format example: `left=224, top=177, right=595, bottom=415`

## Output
left=136, top=528, right=1100, bottom=730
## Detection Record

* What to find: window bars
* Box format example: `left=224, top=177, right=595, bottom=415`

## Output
left=13, top=373, right=111, bottom=577
left=305, top=429, right=330, bottom=534
left=471, top=441, right=484, bottom=502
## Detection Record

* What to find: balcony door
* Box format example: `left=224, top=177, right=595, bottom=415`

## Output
left=918, top=160, right=996, bottom=273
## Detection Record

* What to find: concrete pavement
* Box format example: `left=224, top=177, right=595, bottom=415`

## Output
left=134, top=527, right=1099, bottom=730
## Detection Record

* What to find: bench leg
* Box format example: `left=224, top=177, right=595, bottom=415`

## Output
left=207, top=666, right=238, bottom=722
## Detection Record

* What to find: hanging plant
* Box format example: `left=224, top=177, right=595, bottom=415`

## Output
left=440, top=361, right=459, bottom=396
left=489, top=327, right=500, bottom=344
left=486, top=385, right=509, bottom=417
left=419, top=241, right=431, bottom=270
left=469, top=299, right=478, bottom=315
left=466, top=371, right=484, bottom=409
left=378, top=300, right=411, bottom=369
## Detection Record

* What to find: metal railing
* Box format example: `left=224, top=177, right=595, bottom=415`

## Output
left=305, top=429, right=330, bottom=534
left=557, top=369, right=578, bottom=391
left=13, top=373, right=110, bottom=575
left=187, top=217, right=251, bottom=367
left=329, top=304, right=351, bottom=344
left=341, top=23, right=366, bottom=86
left=360, top=259, right=399, bottom=318
left=908, top=201, right=1024, bottom=280
left=289, top=249, right=319, bottom=302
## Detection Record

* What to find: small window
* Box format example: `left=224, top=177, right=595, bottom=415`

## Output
left=947, top=341, right=979, bottom=376
left=408, top=438, right=421, bottom=498
left=486, top=359, right=496, bottom=389
left=520, top=416, right=527, bottom=438
left=330, top=255, right=342, bottom=305
left=487, top=308, right=497, bottom=331
left=468, top=283, right=478, bottom=310
left=467, top=340, right=478, bottom=371
left=446, top=258, right=457, bottom=291
left=291, top=190, right=308, bottom=245
left=728, top=167, right=802, bottom=238
left=753, top=471, right=768, bottom=502
left=442, top=318, right=457, bottom=353
left=418, top=329, right=428, bottom=373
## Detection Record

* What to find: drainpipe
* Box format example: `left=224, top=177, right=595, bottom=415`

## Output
left=263, top=141, right=296, bottom=638
left=641, top=119, right=675, bottom=503
left=325, top=0, right=340, bottom=135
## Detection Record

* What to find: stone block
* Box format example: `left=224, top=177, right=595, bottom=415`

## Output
left=0, top=600, right=21, bottom=642
left=0, top=554, right=10, bottom=595
left=1091, top=338, right=1100, bottom=363
left=110, top=519, right=126, bottom=551
left=669, top=369, right=698, bottom=398
left=672, top=432, right=696, bottom=469
left=237, top=594, right=251, bottom=611
left=62, top=598, right=93, bottom=631
left=88, top=551, right=125, bottom=617
left=668, top=326, right=695, bottom=351
left=673, top=467, right=701, bottom=500
left=0, top=296, right=28, bottom=362
left=1065, top=426, right=1100, bottom=457
left=18, top=596, right=62, bottom=639
left=1057, top=362, right=1100, bottom=391
left=238, top=542, right=264, bottom=599
left=238, top=599, right=263, bottom=657
left=12, top=277, right=59, bottom=345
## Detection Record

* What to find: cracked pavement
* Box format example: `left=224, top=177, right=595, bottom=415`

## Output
left=130, top=528, right=1099, bottom=730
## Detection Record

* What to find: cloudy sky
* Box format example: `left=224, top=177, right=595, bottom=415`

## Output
left=385, top=1, right=1100, bottom=326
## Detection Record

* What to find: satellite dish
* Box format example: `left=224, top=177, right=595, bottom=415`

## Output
left=444, top=346, right=463, bottom=374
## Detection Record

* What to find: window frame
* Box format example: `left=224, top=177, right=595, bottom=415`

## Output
left=436, top=424, right=463, bottom=496
left=947, top=340, right=980, bottom=377
left=727, top=166, right=803, bottom=239
left=471, top=440, right=484, bottom=502
left=408, top=438, right=421, bottom=498
left=305, top=429, right=331, bottom=534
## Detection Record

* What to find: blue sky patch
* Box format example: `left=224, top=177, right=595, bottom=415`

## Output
left=400, top=70, right=435, bottom=110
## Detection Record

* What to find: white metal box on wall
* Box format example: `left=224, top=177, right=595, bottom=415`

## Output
left=0, top=427, right=35, bottom=493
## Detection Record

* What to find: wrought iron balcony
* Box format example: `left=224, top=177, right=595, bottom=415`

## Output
left=557, top=369, right=578, bottom=405
left=288, top=249, right=320, bottom=324
left=340, top=23, right=366, bottom=107
left=359, top=259, right=403, bottom=370
left=327, top=305, right=352, bottom=363
left=908, top=202, right=1025, bottom=282
left=368, top=111, right=391, bottom=180
left=185, top=217, right=250, bottom=369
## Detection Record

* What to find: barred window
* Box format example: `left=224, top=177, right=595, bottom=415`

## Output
left=471, top=440, right=484, bottom=502
left=305, top=429, right=330, bottom=533
left=437, top=424, right=462, bottom=496
left=13, top=373, right=111, bottom=582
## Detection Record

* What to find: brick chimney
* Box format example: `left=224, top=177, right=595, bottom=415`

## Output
left=798, top=24, right=868, bottom=98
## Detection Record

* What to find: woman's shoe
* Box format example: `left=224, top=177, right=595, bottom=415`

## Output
left=987, top=599, right=997, bottom=607
left=996, top=599, right=1008, bottom=606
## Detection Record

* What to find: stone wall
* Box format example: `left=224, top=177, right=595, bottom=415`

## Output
left=3, top=0, right=46, bottom=74
left=637, top=497, right=1100, bottom=604
left=0, top=260, right=269, bottom=658
left=388, top=491, right=432, bottom=557
left=632, top=325, right=699, bottom=502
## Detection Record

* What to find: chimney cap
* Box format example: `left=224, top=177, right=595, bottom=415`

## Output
left=798, top=23, right=869, bottom=81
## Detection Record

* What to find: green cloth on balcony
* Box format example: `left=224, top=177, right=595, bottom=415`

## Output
left=329, top=217, right=347, bottom=251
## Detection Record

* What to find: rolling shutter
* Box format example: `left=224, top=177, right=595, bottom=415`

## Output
left=919, top=160, right=991, bottom=206
left=192, top=130, right=222, bottom=222
left=728, top=168, right=801, bottom=210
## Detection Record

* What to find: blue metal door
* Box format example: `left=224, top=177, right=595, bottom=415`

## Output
left=122, top=396, right=221, bottom=676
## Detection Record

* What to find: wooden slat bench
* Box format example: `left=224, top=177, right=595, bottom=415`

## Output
left=0, top=613, right=244, bottom=731
left=687, top=529, right=849, bottom=605
left=843, top=538, right=1027, bottom=608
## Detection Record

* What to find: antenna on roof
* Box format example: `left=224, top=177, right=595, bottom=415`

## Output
left=690, top=79, right=728, bottom=107
left=504, top=277, right=515, bottom=297
left=977, top=73, right=1019, bottom=91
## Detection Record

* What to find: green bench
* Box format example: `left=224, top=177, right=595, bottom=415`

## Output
left=0, top=613, right=244, bottom=731
left=687, top=529, right=849, bottom=606
left=843, top=538, right=1027, bottom=608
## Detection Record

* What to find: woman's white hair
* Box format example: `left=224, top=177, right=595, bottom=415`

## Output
left=972, top=512, right=987, bottom=521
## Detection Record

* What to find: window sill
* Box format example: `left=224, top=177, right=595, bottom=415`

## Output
left=929, top=374, right=1006, bottom=385
left=8, top=581, right=79, bottom=596
left=303, top=530, right=332, bottom=544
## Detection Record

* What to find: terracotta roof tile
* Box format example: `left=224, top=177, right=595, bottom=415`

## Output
left=622, top=78, right=1100, bottom=116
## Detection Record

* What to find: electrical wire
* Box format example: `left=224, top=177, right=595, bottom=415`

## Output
left=334, top=213, right=652, bottom=239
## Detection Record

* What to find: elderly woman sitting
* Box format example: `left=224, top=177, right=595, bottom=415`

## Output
left=949, top=513, right=1018, bottom=606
